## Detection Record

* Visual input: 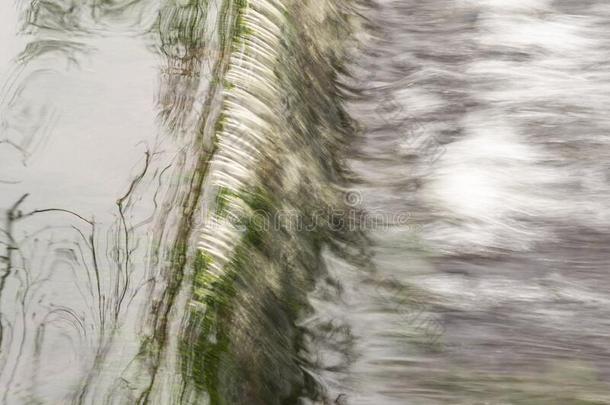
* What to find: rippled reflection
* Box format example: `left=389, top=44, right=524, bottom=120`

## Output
left=0, top=0, right=208, bottom=402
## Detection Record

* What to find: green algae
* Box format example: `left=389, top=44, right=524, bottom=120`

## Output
left=174, top=0, right=366, bottom=403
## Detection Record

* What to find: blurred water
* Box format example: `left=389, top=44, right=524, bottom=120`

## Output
left=307, top=0, right=610, bottom=403
left=2, top=0, right=610, bottom=404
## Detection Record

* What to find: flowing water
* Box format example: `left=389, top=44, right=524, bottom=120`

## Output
left=308, top=1, right=610, bottom=403
left=1, top=0, right=610, bottom=404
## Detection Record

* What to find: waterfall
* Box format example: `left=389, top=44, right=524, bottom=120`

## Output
left=0, top=0, right=364, bottom=403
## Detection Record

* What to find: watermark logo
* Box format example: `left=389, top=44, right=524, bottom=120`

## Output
left=344, top=190, right=363, bottom=207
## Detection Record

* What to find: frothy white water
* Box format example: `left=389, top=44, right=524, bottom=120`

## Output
left=422, top=1, right=610, bottom=256
left=309, top=0, right=610, bottom=403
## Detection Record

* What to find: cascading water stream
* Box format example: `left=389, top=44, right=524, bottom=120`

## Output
left=306, top=0, right=610, bottom=403
left=2, top=0, right=610, bottom=404
left=1, top=0, right=362, bottom=403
